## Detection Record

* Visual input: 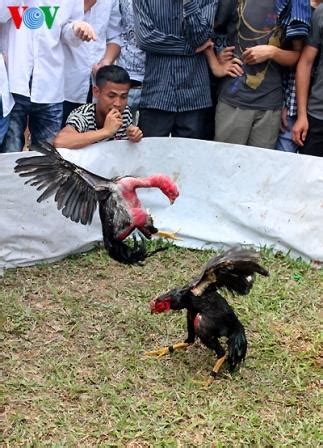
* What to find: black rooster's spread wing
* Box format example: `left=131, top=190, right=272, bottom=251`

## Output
left=14, top=141, right=114, bottom=225
left=189, top=248, right=269, bottom=297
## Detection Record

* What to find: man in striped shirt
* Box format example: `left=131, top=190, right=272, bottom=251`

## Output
left=54, top=65, right=143, bottom=149
left=133, top=0, right=216, bottom=139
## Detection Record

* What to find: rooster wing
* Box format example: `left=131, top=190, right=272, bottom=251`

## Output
left=14, top=141, right=114, bottom=225
left=189, top=248, right=269, bottom=297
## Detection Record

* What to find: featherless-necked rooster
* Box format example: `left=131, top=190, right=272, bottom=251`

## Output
left=14, top=142, right=179, bottom=264
left=147, top=248, right=269, bottom=380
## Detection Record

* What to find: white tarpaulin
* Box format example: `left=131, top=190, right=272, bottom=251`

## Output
left=1, top=137, right=323, bottom=270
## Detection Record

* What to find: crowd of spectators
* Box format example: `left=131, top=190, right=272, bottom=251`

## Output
left=0, top=0, right=322, bottom=157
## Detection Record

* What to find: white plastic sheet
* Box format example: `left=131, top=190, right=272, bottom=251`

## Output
left=1, top=137, right=323, bottom=270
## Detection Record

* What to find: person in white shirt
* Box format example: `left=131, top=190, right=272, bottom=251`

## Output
left=0, top=25, right=14, bottom=147
left=0, top=0, right=96, bottom=153
left=62, top=0, right=122, bottom=125
left=0, top=54, right=13, bottom=147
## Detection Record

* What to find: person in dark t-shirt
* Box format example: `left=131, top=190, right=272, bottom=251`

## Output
left=214, top=0, right=311, bottom=149
left=292, top=4, right=323, bottom=157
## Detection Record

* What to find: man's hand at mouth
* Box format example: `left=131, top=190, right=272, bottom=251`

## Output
left=102, top=108, right=123, bottom=138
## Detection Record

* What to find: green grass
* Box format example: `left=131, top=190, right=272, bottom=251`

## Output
left=1, top=246, right=322, bottom=447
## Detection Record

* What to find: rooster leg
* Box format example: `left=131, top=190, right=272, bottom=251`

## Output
left=210, top=354, right=227, bottom=378
left=207, top=339, right=227, bottom=381
left=145, top=342, right=192, bottom=358
left=154, top=229, right=182, bottom=241
left=193, top=354, right=228, bottom=388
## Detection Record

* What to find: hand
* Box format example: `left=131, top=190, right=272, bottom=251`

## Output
left=292, top=116, right=309, bottom=147
left=195, top=38, right=213, bottom=54
left=242, top=45, right=274, bottom=65
left=209, top=58, right=244, bottom=78
left=127, top=125, right=143, bottom=143
left=92, top=59, right=110, bottom=76
left=221, top=59, right=244, bottom=78
left=218, top=46, right=236, bottom=64
left=103, top=109, right=123, bottom=137
left=73, top=21, right=96, bottom=42
left=280, top=107, right=289, bottom=132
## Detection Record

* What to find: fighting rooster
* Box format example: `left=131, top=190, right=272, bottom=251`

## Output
left=147, top=248, right=269, bottom=380
left=14, top=142, right=179, bottom=264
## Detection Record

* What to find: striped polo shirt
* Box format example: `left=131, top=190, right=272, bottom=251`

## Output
left=133, top=0, right=216, bottom=112
left=66, top=104, right=133, bottom=140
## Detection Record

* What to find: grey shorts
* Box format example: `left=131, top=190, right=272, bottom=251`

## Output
left=215, top=101, right=281, bottom=149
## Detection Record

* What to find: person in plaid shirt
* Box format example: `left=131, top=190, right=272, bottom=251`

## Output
left=276, top=1, right=318, bottom=153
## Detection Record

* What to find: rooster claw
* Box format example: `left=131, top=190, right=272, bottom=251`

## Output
left=144, top=347, right=170, bottom=358
left=154, top=229, right=182, bottom=241
left=145, top=342, right=191, bottom=359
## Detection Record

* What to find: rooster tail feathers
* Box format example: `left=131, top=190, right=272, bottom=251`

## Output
left=227, top=324, right=247, bottom=371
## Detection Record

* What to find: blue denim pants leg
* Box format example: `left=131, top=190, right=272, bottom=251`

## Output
left=29, top=100, right=63, bottom=146
left=275, top=115, right=298, bottom=153
left=1, top=94, right=63, bottom=153
left=0, top=97, right=10, bottom=147
left=1, top=94, right=28, bottom=153
left=128, top=87, right=142, bottom=122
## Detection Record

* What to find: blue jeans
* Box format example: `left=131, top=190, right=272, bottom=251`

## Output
left=275, top=115, right=298, bottom=153
left=1, top=94, right=63, bottom=153
left=128, top=87, right=142, bottom=123
left=0, top=98, right=9, bottom=146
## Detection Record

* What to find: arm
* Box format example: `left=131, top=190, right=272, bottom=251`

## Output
left=100, top=42, right=121, bottom=65
left=97, top=0, right=122, bottom=66
left=242, top=39, right=303, bottom=67
left=133, top=0, right=194, bottom=56
left=296, top=46, right=318, bottom=118
left=54, top=126, right=113, bottom=149
left=93, top=43, right=121, bottom=75
left=292, top=45, right=318, bottom=146
left=292, top=6, right=321, bottom=146
left=54, top=109, right=124, bottom=149
left=61, top=1, right=96, bottom=45
left=183, top=0, right=216, bottom=49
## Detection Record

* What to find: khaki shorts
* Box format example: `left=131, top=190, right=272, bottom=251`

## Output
left=215, top=101, right=281, bottom=149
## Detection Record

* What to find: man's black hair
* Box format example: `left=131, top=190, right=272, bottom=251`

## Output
left=95, top=65, right=131, bottom=88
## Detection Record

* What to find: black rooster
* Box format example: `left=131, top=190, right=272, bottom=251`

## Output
left=147, top=248, right=269, bottom=379
left=14, top=142, right=179, bottom=264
